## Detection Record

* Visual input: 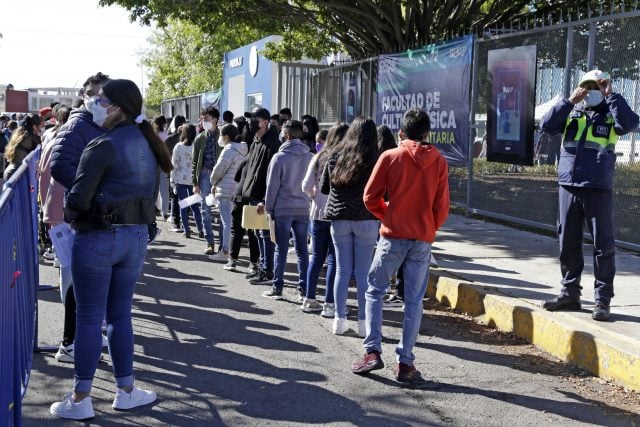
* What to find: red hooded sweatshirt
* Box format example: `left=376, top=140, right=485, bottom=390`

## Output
left=364, top=140, right=449, bottom=243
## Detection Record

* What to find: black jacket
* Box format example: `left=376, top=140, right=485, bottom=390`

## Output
left=320, top=154, right=377, bottom=221
left=241, top=127, right=280, bottom=201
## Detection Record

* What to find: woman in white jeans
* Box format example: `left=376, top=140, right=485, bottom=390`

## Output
left=209, top=124, right=248, bottom=263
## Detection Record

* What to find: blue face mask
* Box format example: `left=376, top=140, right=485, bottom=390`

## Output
left=584, top=90, right=604, bottom=107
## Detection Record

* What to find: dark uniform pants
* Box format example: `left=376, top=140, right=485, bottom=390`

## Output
left=558, top=185, right=615, bottom=304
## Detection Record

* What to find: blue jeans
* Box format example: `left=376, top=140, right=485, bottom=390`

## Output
left=176, top=184, right=203, bottom=233
left=198, top=170, right=214, bottom=244
left=273, top=215, right=309, bottom=292
left=331, top=220, right=378, bottom=320
left=363, top=236, right=431, bottom=365
left=218, top=197, right=233, bottom=253
left=71, top=225, right=148, bottom=393
left=306, top=220, right=335, bottom=302
left=250, top=200, right=274, bottom=273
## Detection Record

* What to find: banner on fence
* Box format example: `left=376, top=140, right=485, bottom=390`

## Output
left=376, top=35, right=473, bottom=167
left=486, top=45, right=537, bottom=166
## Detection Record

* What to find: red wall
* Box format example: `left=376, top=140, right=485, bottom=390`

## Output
left=6, top=90, right=28, bottom=112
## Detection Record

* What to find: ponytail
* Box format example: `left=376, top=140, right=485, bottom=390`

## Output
left=139, top=120, right=173, bottom=173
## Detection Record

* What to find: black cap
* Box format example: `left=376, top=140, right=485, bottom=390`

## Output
left=244, top=107, right=270, bottom=121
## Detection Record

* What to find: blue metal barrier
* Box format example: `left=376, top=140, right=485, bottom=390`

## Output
left=0, top=150, right=41, bottom=427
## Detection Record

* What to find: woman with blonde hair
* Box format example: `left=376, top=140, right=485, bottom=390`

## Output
left=3, top=113, right=44, bottom=180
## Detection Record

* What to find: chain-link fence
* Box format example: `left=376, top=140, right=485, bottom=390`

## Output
left=308, top=9, right=640, bottom=250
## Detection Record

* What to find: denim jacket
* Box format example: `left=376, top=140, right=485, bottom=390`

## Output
left=64, top=122, right=159, bottom=232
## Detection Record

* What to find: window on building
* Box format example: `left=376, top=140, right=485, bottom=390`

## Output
left=246, top=92, right=263, bottom=111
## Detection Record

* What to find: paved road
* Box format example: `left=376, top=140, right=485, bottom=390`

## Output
left=22, top=222, right=640, bottom=426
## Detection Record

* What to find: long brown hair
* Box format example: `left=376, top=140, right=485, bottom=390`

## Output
left=329, top=116, right=378, bottom=187
left=318, top=123, right=348, bottom=172
left=4, top=114, right=41, bottom=162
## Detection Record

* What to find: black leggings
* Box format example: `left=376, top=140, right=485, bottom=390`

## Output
left=230, top=201, right=259, bottom=263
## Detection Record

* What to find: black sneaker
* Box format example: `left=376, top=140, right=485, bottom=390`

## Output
left=198, top=231, right=204, bottom=239
left=148, top=227, right=161, bottom=245
left=542, top=295, right=581, bottom=311
left=262, top=288, right=283, bottom=300
left=383, top=294, right=404, bottom=308
left=245, top=268, right=263, bottom=279
left=249, top=271, right=274, bottom=285
left=592, top=301, right=610, bottom=321
left=352, top=351, right=384, bottom=374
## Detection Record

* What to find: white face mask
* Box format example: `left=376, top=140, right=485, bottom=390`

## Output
left=84, top=96, right=96, bottom=111
left=202, top=121, right=213, bottom=132
left=91, top=102, right=110, bottom=127
left=584, top=90, right=604, bottom=107
left=218, top=135, right=226, bottom=147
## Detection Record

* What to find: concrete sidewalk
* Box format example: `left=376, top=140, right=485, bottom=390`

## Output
left=429, top=214, right=640, bottom=391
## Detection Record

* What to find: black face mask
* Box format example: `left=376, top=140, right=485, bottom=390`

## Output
left=249, top=119, right=260, bottom=133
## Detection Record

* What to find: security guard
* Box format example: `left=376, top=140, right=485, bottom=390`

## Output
left=540, top=70, right=638, bottom=321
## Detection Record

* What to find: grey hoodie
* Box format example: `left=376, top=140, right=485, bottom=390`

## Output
left=265, top=138, right=313, bottom=217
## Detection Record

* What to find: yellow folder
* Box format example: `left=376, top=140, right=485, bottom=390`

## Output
left=241, top=205, right=269, bottom=230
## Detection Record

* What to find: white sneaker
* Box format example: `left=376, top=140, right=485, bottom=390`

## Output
left=321, top=303, right=335, bottom=318
left=53, top=257, right=60, bottom=268
left=112, top=386, right=157, bottom=410
left=42, top=248, right=56, bottom=260
left=55, top=343, right=74, bottom=363
left=358, top=319, right=366, bottom=338
left=102, top=334, right=108, bottom=348
left=332, top=317, right=348, bottom=335
left=301, top=298, right=323, bottom=313
left=208, top=251, right=228, bottom=262
left=50, top=393, right=95, bottom=420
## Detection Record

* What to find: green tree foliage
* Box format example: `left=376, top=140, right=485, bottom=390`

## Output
left=102, top=0, right=637, bottom=107
left=101, top=0, right=630, bottom=60
left=140, top=19, right=263, bottom=108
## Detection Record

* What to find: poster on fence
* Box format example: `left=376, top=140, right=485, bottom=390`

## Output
left=376, top=35, right=473, bottom=167
left=486, top=45, right=537, bottom=166
left=342, top=69, right=362, bottom=123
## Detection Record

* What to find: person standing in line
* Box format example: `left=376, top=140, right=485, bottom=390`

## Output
left=164, top=115, right=187, bottom=231
left=172, top=124, right=204, bottom=238
left=352, top=109, right=449, bottom=383
left=262, top=120, right=313, bottom=300
left=50, top=79, right=172, bottom=420
left=152, top=115, right=170, bottom=220
left=301, top=123, right=348, bottom=315
left=3, top=114, right=44, bottom=180
left=209, top=123, right=248, bottom=262
left=39, top=106, right=70, bottom=268
left=227, top=157, right=261, bottom=272
left=48, top=72, right=110, bottom=363
left=192, top=106, right=221, bottom=255
left=242, top=107, right=281, bottom=285
left=540, top=70, right=639, bottom=321
left=321, top=116, right=379, bottom=337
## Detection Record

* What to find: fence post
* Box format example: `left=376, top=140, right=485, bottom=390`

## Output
left=587, top=21, right=597, bottom=69
left=466, top=37, right=480, bottom=216
left=564, top=25, right=575, bottom=98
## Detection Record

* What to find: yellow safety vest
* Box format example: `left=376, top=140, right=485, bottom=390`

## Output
left=562, top=114, right=617, bottom=151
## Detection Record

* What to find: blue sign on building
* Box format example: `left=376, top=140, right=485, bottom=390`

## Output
left=222, top=36, right=282, bottom=117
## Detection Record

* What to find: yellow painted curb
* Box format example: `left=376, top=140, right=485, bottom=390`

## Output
left=427, top=271, right=640, bottom=391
